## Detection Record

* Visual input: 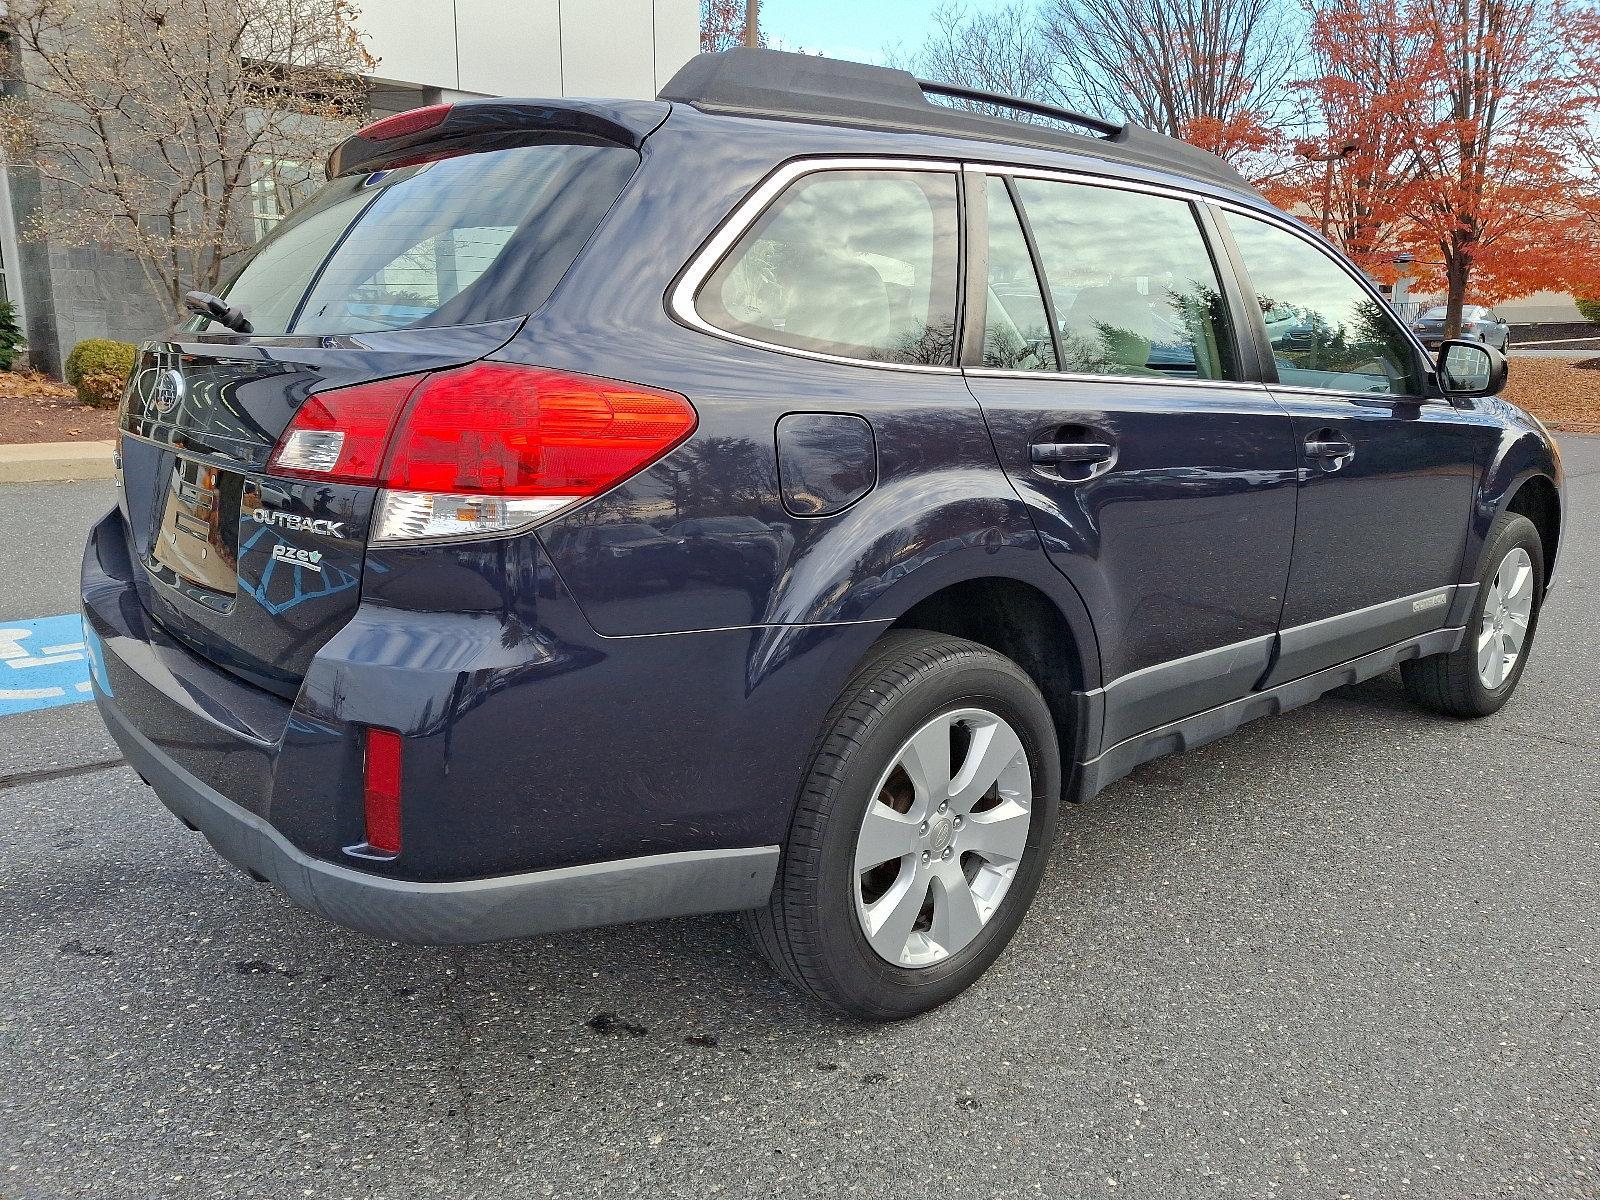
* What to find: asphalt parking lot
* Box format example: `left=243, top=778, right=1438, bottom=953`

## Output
left=1, top=441, right=1596, bottom=1199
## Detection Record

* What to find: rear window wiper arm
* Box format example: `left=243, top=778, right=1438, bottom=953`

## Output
left=184, top=290, right=253, bottom=335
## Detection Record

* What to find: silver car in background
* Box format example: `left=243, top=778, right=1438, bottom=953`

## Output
left=1412, top=304, right=1511, bottom=352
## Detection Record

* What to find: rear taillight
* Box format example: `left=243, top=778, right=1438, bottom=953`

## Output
left=266, top=363, right=697, bottom=542
left=267, top=374, right=424, bottom=484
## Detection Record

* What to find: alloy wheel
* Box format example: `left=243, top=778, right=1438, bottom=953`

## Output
left=852, top=708, right=1033, bottom=968
left=1477, top=546, right=1535, bottom=689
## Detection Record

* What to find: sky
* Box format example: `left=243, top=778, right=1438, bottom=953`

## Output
left=759, top=0, right=987, bottom=66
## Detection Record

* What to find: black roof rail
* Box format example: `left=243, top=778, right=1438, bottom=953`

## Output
left=914, top=78, right=1124, bottom=139
left=657, top=49, right=1253, bottom=194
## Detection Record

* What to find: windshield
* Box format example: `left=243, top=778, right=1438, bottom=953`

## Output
left=216, top=140, right=637, bottom=335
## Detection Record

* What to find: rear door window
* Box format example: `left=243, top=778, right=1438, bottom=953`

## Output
left=695, top=169, right=961, bottom=366
left=217, top=141, right=638, bottom=335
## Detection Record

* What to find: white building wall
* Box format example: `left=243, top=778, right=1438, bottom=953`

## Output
left=355, top=0, right=699, bottom=99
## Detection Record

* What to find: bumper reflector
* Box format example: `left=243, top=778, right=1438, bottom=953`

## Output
left=363, top=728, right=404, bottom=855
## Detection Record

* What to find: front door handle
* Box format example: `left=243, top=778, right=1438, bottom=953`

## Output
left=1030, top=441, right=1114, bottom=465
left=1304, top=430, right=1355, bottom=471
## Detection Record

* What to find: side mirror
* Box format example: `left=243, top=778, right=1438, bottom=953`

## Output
left=1437, top=338, right=1507, bottom=397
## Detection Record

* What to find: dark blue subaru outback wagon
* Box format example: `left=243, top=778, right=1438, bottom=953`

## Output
left=85, top=49, right=1563, bottom=1020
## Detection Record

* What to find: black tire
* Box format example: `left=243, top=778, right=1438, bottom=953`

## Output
left=1401, top=512, right=1544, bottom=717
left=745, top=630, right=1061, bottom=1021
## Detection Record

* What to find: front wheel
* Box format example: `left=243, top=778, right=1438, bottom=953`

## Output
left=1402, top=513, right=1544, bottom=717
left=746, top=631, right=1060, bottom=1021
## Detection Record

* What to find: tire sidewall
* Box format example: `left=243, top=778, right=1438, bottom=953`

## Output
left=1463, top=515, right=1545, bottom=710
left=808, top=653, right=1060, bottom=1019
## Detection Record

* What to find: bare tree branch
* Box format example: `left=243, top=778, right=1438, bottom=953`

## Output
left=0, top=0, right=373, bottom=316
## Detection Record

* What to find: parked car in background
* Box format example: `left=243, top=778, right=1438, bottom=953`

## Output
left=1412, top=305, right=1510, bottom=352
left=86, top=49, right=1560, bottom=1022
left=1263, top=302, right=1334, bottom=351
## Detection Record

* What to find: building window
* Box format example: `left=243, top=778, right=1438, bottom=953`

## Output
left=250, top=158, right=317, bottom=242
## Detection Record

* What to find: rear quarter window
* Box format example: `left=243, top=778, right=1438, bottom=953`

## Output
left=216, top=140, right=638, bottom=335
left=694, top=169, right=961, bottom=366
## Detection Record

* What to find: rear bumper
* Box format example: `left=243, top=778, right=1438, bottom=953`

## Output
left=82, top=506, right=788, bottom=943
left=99, top=695, right=778, bottom=944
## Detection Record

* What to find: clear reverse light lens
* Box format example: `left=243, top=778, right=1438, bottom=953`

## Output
left=275, top=429, right=346, bottom=474
left=372, top=489, right=576, bottom=543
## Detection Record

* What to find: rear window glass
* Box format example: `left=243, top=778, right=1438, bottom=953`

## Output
left=696, top=169, right=961, bottom=366
left=216, top=141, right=637, bottom=335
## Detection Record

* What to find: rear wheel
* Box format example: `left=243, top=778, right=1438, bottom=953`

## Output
left=1402, top=513, right=1544, bottom=717
left=746, top=631, right=1060, bottom=1021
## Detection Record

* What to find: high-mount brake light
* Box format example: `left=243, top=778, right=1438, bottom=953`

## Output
left=266, top=363, right=697, bottom=543
left=357, top=104, right=453, bottom=142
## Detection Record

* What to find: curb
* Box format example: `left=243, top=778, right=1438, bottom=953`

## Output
left=0, top=440, right=115, bottom=484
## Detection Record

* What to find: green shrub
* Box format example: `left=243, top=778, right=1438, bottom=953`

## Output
left=0, top=302, right=24, bottom=370
left=64, top=338, right=136, bottom=406
left=1577, top=297, right=1600, bottom=326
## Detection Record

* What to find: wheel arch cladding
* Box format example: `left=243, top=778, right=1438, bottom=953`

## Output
left=1505, top=474, right=1560, bottom=583
left=888, top=576, right=1094, bottom=793
left=1475, top=418, right=1563, bottom=589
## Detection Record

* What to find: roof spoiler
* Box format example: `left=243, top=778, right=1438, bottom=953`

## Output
left=327, top=98, right=669, bottom=178
left=657, top=49, right=1252, bottom=193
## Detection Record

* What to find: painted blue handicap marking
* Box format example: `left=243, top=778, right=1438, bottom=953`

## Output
left=0, top=613, right=94, bottom=718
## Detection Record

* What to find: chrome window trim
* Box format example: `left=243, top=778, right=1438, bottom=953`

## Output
left=668, top=156, right=966, bottom=376
left=969, top=161, right=1229, bottom=205
left=669, top=153, right=1432, bottom=393
left=963, top=366, right=1269, bottom=394
left=1261, top=382, right=1450, bottom=405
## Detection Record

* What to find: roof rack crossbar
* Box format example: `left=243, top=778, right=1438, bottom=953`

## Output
left=915, top=80, right=1123, bottom=139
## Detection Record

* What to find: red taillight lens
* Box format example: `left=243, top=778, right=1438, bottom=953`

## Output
left=267, top=363, right=696, bottom=516
left=358, top=103, right=453, bottom=142
left=363, top=728, right=403, bottom=855
left=266, top=373, right=423, bottom=484
left=382, top=363, right=697, bottom=497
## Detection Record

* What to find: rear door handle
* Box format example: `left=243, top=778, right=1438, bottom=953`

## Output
left=1030, top=441, right=1114, bottom=465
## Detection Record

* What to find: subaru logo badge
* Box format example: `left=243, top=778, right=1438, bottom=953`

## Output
left=154, top=369, right=184, bottom=415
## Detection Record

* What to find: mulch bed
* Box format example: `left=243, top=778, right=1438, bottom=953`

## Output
left=1502, top=357, right=1600, bottom=434
left=1509, top=322, right=1600, bottom=345
left=0, top=372, right=119, bottom=445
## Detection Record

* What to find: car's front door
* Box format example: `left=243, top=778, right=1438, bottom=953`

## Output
left=1215, top=209, right=1497, bottom=685
left=963, top=170, right=1299, bottom=749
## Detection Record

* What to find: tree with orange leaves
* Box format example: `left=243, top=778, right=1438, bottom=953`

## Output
left=1408, top=0, right=1600, bottom=336
left=1276, top=0, right=1600, bottom=338
left=1259, top=0, right=1436, bottom=284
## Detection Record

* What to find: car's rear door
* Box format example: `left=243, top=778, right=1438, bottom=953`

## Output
left=1212, top=208, right=1496, bottom=685
left=962, top=168, right=1298, bottom=749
